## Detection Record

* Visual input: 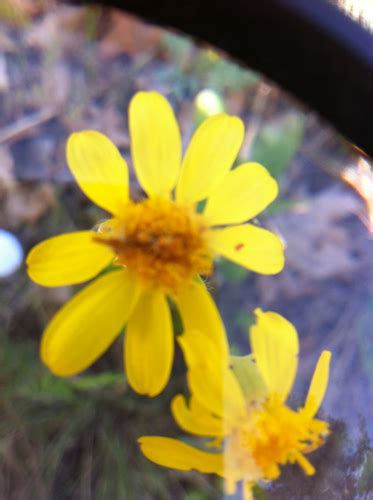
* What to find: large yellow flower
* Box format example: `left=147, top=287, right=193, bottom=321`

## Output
left=139, top=309, right=331, bottom=497
left=26, top=91, right=284, bottom=396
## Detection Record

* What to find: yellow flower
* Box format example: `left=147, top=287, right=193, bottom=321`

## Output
left=139, top=309, right=331, bottom=497
left=26, top=91, right=284, bottom=397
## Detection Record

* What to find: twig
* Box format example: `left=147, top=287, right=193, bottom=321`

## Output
left=0, top=107, right=58, bottom=144
left=239, top=81, right=274, bottom=160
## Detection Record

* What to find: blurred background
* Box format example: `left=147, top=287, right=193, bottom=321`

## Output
left=334, top=0, right=372, bottom=29
left=0, top=1, right=372, bottom=498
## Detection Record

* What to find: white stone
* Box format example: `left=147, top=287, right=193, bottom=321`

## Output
left=0, top=229, right=24, bottom=278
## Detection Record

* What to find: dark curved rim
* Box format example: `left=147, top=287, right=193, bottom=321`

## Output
left=68, top=0, right=373, bottom=157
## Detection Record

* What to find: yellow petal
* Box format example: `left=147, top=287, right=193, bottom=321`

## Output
left=66, top=130, right=129, bottom=216
left=26, top=231, right=114, bottom=287
left=204, top=162, right=278, bottom=226
left=294, top=453, right=316, bottom=476
left=249, top=309, right=299, bottom=402
left=125, top=290, right=174, bottom=396
left=175, top=280, right=243, bottom=422
left=224, top=439, right=257, bottom=494
left=41, top=270, right=139, bottom=376
left=176, top=114, right=244, bottom=204
left=138, top=437, right=224, bottom=476
left=129, top=91, right=182, bottom=198
left=171, top=394, right=224, bottom=437
left=175, top=278, right=229, bottom=362
left=178, top=327, right=224, bottom=368
left=178, top=329, right=246, bottom=424
left=243, top=482, right=254, bottom=500
left=303, top=350, right=331, bottom=417
left=209, top=224, right=284, bottom=275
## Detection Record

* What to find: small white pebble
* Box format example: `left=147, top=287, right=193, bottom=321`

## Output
left=0, top=229, right=24, bottom=278
left=195, top=89, right=224, bottom=117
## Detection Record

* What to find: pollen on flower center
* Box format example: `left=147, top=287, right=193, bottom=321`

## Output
left=230, top=401, right=329, bottom=482
left=95, top=198, right=213, bottom=293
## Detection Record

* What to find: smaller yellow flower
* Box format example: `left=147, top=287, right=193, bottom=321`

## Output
left=139, top=309, right=331, bottom=498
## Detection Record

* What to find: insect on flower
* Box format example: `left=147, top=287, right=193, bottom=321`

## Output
left=26, top=91, right=284, bottom=396
left=139, top=309, right=331, bottom=498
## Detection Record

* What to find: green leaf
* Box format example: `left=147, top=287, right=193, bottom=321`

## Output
left=253, top=483, right=268, bottom=499
left=359, top=450, right=373, bottom=493
left=70, top=372, right=125, bottom=392
left=230, top=355, right=267, bottom=403
left=236, top=311, right=255, bottom=331
left=205, top=57, right=259, bottom=91
left=186, top=491, right=210, bottom=500
left=264, top=197, right=299, bottom=215
left=250, top=114, right=305, bottom=178
left=218, top=259, right=247, bottom=284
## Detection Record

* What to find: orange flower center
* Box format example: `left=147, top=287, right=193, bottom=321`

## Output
left=226, top=401, right=329, bottom=485
left=95, top=198, right=213, bottom=293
